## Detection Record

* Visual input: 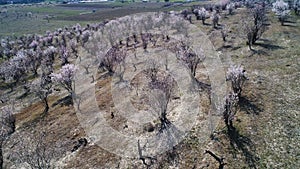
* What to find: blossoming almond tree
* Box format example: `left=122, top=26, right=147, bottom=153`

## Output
left=0, top=105, right=15, bottom=169
left=226, top=65, right=248, bottom=98
left=294, top=0, right=300, bottom=15
left=223, top=92, right=239, bottom=129
left=272, top=0, right=290, bottom=25
left=50, top=64, right=77, bottom=96
left=197, top=8, right=208, bottom=25
left=211, top=11, right=220, bottom=28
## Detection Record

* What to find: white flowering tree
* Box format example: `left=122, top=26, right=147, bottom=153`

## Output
left=294, top=0, right=300, bottom=15
left=59, top=46, right=70, bottom=66
left=272, top=0, right=290, bottom=25
left=50, top=64, right=77, bottom=96
left=223, top=92, right=239, bottom=129
left=221, top=24, right=229, bottom=42
left=226, top=65, right=248, bottom=97
left=226, top=2, right=235, bottom=15
left=25, top=48, right=42, bottom=77
left=1, top=51, right=27, bottom=91
left=197, top=8, right=208, bottom=25
left=211, top=11, right=220, bottom=28
left=0, top=105, right=16, bottom=169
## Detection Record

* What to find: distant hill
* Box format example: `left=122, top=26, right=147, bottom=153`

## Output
left=0, top=0, right=46, bottom=5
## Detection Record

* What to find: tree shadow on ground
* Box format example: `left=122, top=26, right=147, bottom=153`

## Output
left=248, top=49, right=269, bottom=57
left=16, top=87, right=30, bottom=100
left=282, top=23, right=297, bottom=27
left=216, top=44, right=233, bottom=51
left=255, top=42, right=285, bottom=50
left=238, top=96, right=263, bottom=115
left=284, top=20, right=296, bottom=24
left=231, top=46, right=242, bottom=51
left=203, top=23, right=212, bottom=26
left=51, top=95, right=73, bottom=107
left=228, top=126, right=260, bottom=169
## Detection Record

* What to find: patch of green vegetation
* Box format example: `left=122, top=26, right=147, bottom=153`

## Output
left=0, top=17, right=88, bottom=37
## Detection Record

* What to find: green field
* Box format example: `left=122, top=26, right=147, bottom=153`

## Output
left=0, top=1, right=205, bottom=37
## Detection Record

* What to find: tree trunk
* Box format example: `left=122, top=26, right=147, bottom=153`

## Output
left=42, top=97, right=49, bottom=114
left=222, top=36, right=226, bottom=42
left=248, top=41, right=252, bottom=50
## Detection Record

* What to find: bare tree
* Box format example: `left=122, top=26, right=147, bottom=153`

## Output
left=145, top=67, right=176, bottom=132
left=31, top=74, right=52, bottom=115
left=174, top=42, right=205, bottom=78
left=241, top=5, right=267, bottom=50
left=98, top=46, right=126, bottom=74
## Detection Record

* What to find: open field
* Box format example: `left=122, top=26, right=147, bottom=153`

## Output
left=0, top=1, right=211, bottom=37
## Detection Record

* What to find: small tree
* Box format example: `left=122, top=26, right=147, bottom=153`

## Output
left=223, top=92, right=239, bottom=129
left=226, top=65, right=247, bottom=98
left=221, top=24, right=229, bottom=42
left=294, top=0, right=300, bottom=15
left=272, top=0, right=290, bottom=25
left=217, top=0, right=230, bottom=10
left=43, top=46, right=57, bottom=67
left=145, top=66, right=176, bottom=132
left=98, top=46, right=126, bottom=73
left=211, top=11, right=220, bottom=28
left=2, top=52, right=27, bottom=90
left=226, top=2, right=235, bottom=15
left=50, top=64, right=77, bottom=96
left=197, top=8, right=208, bottom=25
left=31, top=75, right=52, bottom=114
left=69, top=39, right=79, bottom=58
left=25, top=48, right=42, bottom=77
left=59, top=46, right=70, bottom=66
left=173, top=42, right=205, bottom=78
left=241, top=5, right=267, bottom=50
